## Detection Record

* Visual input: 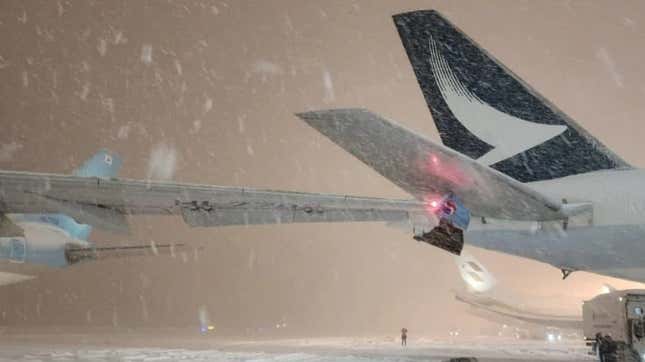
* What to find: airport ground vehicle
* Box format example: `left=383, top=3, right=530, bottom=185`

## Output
left=584, top=290, right=645, bottom=361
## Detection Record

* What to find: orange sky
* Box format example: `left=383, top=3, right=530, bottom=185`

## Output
left=1, top=0, right=645, bottom=336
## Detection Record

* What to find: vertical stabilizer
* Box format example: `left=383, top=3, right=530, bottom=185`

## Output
left=73, top=149, right=122, bottom=178
left=393, top=10, right=630, bottom=182
left=54, top=149, right=124, bottom=239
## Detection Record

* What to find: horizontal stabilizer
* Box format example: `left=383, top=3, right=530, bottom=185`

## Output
left=297, top=109, right=565, bottom=221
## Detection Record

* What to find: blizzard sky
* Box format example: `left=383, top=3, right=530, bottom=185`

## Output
left=1, top=0, right=645, bottom=337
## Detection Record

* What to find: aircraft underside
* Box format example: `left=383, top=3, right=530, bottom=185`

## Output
left=467, top=223, right=645, bottom=282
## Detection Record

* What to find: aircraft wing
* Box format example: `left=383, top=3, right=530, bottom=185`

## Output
left=0, top=170, right=426, bottom=231
left=0, top=109, right=570, bottom=234
left=297, top=109, right=567, bottom=221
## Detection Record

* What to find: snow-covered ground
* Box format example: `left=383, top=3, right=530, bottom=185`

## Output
left=0, top=335, right=595, bottom=361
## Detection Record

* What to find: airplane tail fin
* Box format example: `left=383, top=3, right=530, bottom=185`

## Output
left=55, top=149, right=125, bottom=239
left=392, top=10, right=629, bottom=182
left=73, top=149, right=122, bottom=178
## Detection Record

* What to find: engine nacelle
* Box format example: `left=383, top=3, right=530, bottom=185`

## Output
left=64, top=243, right=97, bottom=265
left=414, top=193, right=471, bottom=255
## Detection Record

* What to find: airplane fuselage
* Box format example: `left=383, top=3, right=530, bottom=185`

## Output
left=530, top=169, right=645, bottom=226
left=467, top=169, right=645, bottom=282
left=0, top=215, right=90, bottom=268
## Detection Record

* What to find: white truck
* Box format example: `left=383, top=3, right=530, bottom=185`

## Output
left=583, top=290, right=645, bottom=361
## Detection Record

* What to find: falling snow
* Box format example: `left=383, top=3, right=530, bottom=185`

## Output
left=252, top=60, right=284, bottom=82
left=97, top=38, right=107, bottom=56
left=322, top=69, right=335, bottom=102
left=21, top=71, right=28, bottom=87
left=0, top=3, right=642, bottom=357
left=595, top=46, right=624, bottom=88
left=146, top=143, right=178, bottom=180
left=79, top=83, right=90, bottom=101
left=0, top=142, right=23, bottom=162
left=117, top=125, right=130, bottom=140
left=203, top=97, right=213, bottom=113
left=141, top=44, right=153, bottom=65
left=189, top=119, right=202, bottom=134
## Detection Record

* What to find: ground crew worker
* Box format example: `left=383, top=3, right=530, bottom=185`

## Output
left=593, top=332, right=602, bottom=360
left=598, top=334, right=617, bottom=362
left=401, top=327, right=408, bottom=346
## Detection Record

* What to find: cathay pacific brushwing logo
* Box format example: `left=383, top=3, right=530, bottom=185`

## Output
left=428, top=36, right=567, bottom=165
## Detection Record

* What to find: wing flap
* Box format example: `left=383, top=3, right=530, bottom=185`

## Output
left=296, top=109, right=565, bottom=221
left=181, top=202, right=411, bottom=227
